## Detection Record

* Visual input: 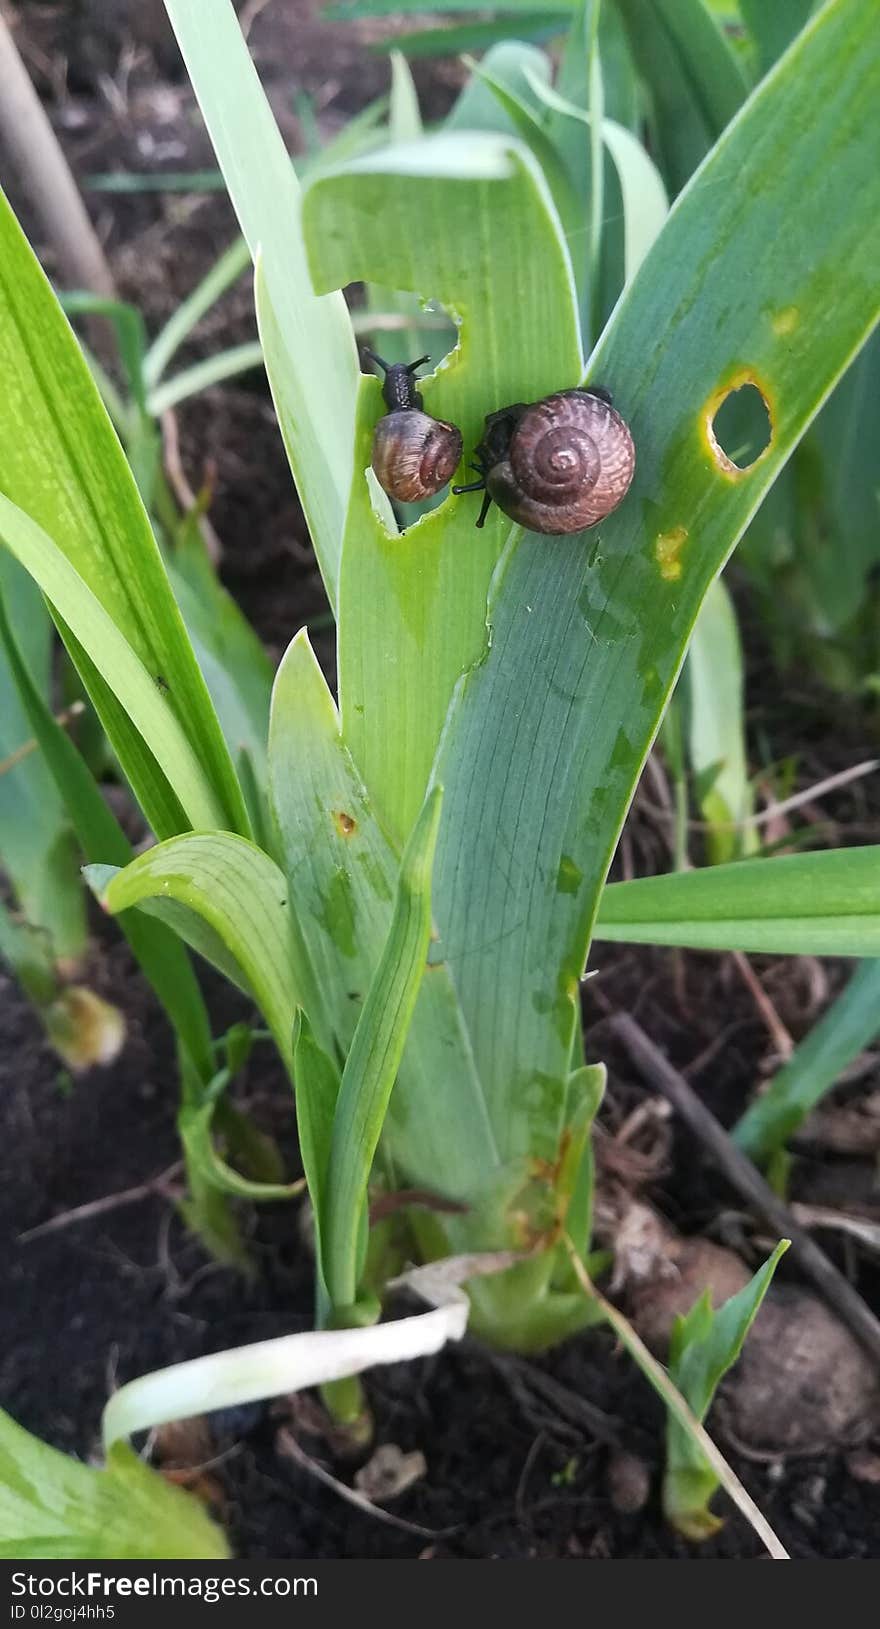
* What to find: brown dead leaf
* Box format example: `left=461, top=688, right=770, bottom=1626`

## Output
left=354, top=1443, right=427, bottom=1504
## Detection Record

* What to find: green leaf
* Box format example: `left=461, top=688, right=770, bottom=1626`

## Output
left=596, top=0, right=640, bottom=130
left=166, top=526, right=273, bottom=801
left=87, top=834, right=302, bottom=1075
left=614, top=0, right=748, bottom=193
left=741, top=330, right=880, bottom=660
left=0, top=1408, right=228, bottom=1560
left=372, top=15, right=568, bottom=57
left=424, top=0, right=880, bottom=1173
left=324, top=0, right=574, bottom=13
left=684, top=576, right=756, bottom=864
left=523, top=73, right=669, bottom=285
left=293, top=1014, right=343, bottom=1317
left=733, top=959, right=880, bottom=1162
left=143, top=235, right=251, bottom=388
left=0, top=494, right=231, bottom=832
left=179, top=1095, right=301, bottom=1202
left=466, top=58, right=587, bottom=311
left=59, top=292, right=149, bottom=413
left=0, top=563, right=85, bottom=962
left=0, top=581, right=214, bottom=1083
left=323, top=786, right=443, bottom=1309
left=0, top=185, right=248, bottom=840
left=358, top=55, right=438, bottom=399
left=146, top=342, right=264, bottom=415
left=389, top=48, right=422, bottom=138
left=664, top=1242, right=788, bottom=1540
left=596, top=848, right=880, bottom=957
left=0, top=897, right=56, bottom=1007
left=268, top=630, right=499, bottom=1203
left=164, top=0, right=360, bottom=608
left=304, top=132, right=582, bottom=842
left=545, top=0, right=604, bottom=337
left=739, top=0, right=816, bottom=73
left=554, top=1062, right=606, bottom=1263
left=294, top=0, right=880, bottom=1273
left=446, top=40, right=553, bottom=134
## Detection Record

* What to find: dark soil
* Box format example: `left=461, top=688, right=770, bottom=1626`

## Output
left=2, top=0, right=880, bottom=1565
left=3, top=937, right=879, bottom=1561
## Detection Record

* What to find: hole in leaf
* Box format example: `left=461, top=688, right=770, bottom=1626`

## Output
left=709, top=381, right=772, bottom=474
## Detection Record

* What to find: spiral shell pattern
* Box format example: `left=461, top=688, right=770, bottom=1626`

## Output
left=492, top=389, right=635, bottom=535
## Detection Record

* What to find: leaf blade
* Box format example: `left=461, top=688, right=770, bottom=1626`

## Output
left=0, top=185, right=248, bottom=838
left=88, top=834, right=301, bottom=1075
left=164, top=0, right=360, bottom=605
left=596, top=847, right=880, bottom=957
left=0, top=1410, right=228, bottom=1560
left=323, top=786, right=443, bottom=1308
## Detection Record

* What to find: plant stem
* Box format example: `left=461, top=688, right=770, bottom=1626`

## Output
left=0, top=13, right=115, bottom=305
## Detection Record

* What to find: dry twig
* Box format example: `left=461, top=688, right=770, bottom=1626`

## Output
left=276, top=1428, right=446, bottom=1541
left=18, top=1161, right=183, bottom=1242
left=0, top=11, right=115, bottom=304
left=730, top=951, right=794, bottom=1060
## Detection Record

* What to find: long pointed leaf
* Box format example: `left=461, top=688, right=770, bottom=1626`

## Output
left=323, top=787, right=443, bottom=1308
left=0, top=585, right=214, bottom=1081
left=426, top=0, right=880, bottom=1163
left=0, top=561, right=84, bottom=959
left=304, top=133, right=582, bottom=841
left=665, top=1242, right=789, bottom=1539
left=268, top=630, right=499, bottom=1201
left=0, top=495, right=230, bottom=831
left=163, top=0, right=360, bottom=606
left=733, top=959, right=880, bottom=1160
left=596, top=847, right=880, bottom=957
left=0, top=187, right=248, bottom=839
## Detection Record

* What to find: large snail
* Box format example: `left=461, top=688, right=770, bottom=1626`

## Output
left=453, top=387, right=635, bottom=534
left=368, top=351, right=463, bottom=504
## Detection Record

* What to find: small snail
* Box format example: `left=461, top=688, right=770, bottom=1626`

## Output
left=368, top=350, right=463, bottom=504
left=453, top=387, right=635, bottom=534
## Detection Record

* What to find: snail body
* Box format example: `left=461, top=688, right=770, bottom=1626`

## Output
left=368, top=352, right=462, bottom=504
left=453, top=388, right=635, bottom=534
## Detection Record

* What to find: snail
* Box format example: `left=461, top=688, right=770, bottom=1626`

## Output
left=453, top=387, right=635, bottom=534
left=367, top=350, right=463, bottom=504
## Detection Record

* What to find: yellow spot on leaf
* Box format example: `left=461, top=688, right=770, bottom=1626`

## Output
left=333, top=810, right=357, bottom=837
left=772, top=306, right=799, bottom=337
left=655, top=526, right=688, bottom=581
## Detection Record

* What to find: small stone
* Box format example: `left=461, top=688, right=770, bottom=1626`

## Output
left=607, top=1449, right=651, bottom=1515
left=846, top=1447, right=880, bottom=1486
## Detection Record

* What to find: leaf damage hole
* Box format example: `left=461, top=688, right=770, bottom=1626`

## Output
left=706, top=378, right=773, bottom=477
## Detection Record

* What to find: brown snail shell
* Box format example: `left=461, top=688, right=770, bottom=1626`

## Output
left=367, top=351, right=462, bottom=504
left=454, top=388, right=635, bottom=535
left=371, top=408, right=462, bottom=504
